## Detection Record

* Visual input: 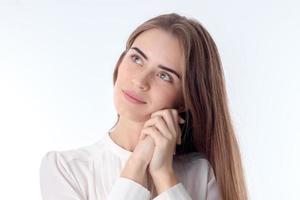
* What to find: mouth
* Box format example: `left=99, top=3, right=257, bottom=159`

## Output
left=122, top=90, right=147, bottom=104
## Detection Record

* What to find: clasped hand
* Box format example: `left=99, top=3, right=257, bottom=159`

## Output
left=131, top=108, right=185, bottom=178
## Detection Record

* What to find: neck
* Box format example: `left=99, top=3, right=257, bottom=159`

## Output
left=109, top=115, right=146, bottom=152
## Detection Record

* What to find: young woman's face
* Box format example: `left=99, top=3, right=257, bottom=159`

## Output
left=113, top=28, right=185, bottom=122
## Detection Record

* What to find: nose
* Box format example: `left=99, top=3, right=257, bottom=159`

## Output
left=131, top=71, right=150, bottom=91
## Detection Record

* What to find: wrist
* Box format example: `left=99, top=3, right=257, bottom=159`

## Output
left=150, top=169, right=178, bottom=195
left=128, top=156, right=149, bottom=170
left=121, top=157, right=149, bottom=188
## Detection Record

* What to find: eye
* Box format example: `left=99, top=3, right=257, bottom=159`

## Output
left=130, top=54, right=143, bottom=65
left=158, top=72, right=173, bottom=83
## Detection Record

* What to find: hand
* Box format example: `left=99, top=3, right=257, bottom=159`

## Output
left=131, top=136, right=155, bottom=165
left=139, top=108, right=185, bottom=176
left=121, top=137, right=155, bottom=188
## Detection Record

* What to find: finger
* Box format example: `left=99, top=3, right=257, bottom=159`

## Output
left=155, top=110, right=178, bottom=145
left=140, top=126, right=164, bottom=141
left=142, top=127, right=168, bottom=147
left=171, top=109, right=185, bottom=145
left=151, top=109, right=176, bottom=136
left=143, top=116, right=172, bottom=140
left=177, top=129, right=182, bottom=145
left=151, top=109, right=183, bottom=145
left=153, top=109, right=185, bottom=124
left=170, top=109, right=182, bottom=145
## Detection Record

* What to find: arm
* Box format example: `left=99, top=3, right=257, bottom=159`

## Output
left=151, top=170, right=192, bottom=200
left=151, top=170, right=179, bottom=195
left=107, top=136, right=155, bottom=200
left=106, top=157, right=151, bottom=200
left=138, top=109, right=192, bottom=199
left=120, top=157, right=149, bottom=187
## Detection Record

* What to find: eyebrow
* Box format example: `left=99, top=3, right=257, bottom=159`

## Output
left=130, top=47, right=182, bottom=80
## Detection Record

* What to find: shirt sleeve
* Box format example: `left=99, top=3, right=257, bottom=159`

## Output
left=152, top=183, right=192, bottom=200
left=107, top=177, right=151, bottom=200
left=39, top=151, right=85, bottom=200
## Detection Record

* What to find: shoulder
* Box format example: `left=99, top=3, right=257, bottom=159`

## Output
left=42, top=144, right=96, bottom=164
left=39, top=141, right=106, bottom=198
left=40, top=138, right=107, bottom=175
left=39, top=141, right=106, bottom=199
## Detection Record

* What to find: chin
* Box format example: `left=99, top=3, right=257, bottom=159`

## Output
left=113, top=98, right=144, bottom=121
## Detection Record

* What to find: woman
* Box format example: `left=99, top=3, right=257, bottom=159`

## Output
left=40, top=13, right=248, bottom=200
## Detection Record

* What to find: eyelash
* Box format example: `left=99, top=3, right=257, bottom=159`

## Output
left=130, top=54, right=143, bottom=65
left=130, top=54, right=173, bottom=83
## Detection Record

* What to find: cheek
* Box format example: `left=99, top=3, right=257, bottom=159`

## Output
left=116, top=61, right=137, bottom=83
left=114, top=61, right=136, bottom=99
left=153, top=87, right=180, bottom=108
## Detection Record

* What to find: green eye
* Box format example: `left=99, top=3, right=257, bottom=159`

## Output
left=158, top=72, right=173, bottom=82
left=131, top=54, right=143, bottom=65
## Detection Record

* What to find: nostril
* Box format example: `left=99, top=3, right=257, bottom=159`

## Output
left=132, top=80, right=149, bottom=91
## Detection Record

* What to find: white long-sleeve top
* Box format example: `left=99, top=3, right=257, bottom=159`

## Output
left=39, top=131, right=222, bottom=200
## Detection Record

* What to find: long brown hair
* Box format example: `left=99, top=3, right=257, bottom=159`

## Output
left=112, top=13, right=248, bottom=200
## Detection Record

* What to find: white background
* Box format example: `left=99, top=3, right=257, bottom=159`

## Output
left=0, top=0, right=299, bottom=199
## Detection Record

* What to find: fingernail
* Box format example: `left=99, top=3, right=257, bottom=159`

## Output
left=179, top=117, right=185, bottom=124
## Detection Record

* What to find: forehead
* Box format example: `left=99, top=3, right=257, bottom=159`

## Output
left=131, top=28, right=185, bottom=74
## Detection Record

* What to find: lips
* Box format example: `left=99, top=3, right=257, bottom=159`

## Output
left=122, top=90, right=146, bottom=103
